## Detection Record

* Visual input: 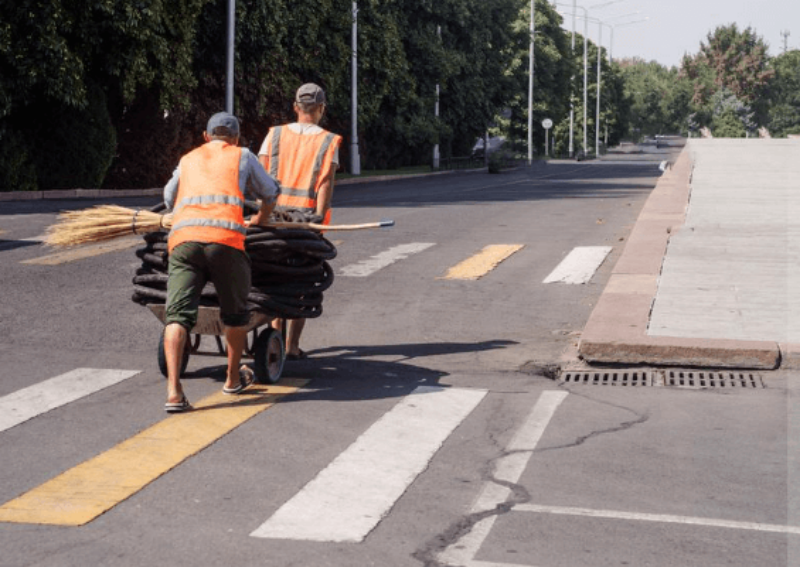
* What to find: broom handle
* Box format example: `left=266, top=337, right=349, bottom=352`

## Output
left=264, top=220, right=395, bottom=231
left=161, top=213, right=393, bottom=232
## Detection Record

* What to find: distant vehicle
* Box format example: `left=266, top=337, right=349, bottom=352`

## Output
left=471, top=136, right=506, bottom=157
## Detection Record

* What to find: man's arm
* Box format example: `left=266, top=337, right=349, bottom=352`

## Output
left=315, top=172, right=335, bottom=219
left=244, top=150, right=279, bottom=227
left=163, top=165, right=181, bottom=210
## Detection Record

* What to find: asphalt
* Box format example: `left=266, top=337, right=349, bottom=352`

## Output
left=579, top=138, right=800, bottom=370
left=7, top=139, right=797, bottom=371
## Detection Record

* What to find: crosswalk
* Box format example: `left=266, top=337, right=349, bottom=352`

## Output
left=0, top=366, right=495, bottom=534
left=1, top=239, right=613, bottom=533
left=10, top=227, right=612, bottom=285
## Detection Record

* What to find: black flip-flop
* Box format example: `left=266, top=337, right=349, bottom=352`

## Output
left=285, top=349, right=307, bottom=361
left=165, top=395, right=191, bottom=413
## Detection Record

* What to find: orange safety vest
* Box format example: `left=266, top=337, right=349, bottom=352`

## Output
left=263, top=125, right=342, bottom=225
left=168, top=142, right=248, bottom=253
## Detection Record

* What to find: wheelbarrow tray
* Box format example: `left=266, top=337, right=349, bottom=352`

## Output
left=148, top=304, right=284, bottom=384
left=147, top=304, right=272, bottom=335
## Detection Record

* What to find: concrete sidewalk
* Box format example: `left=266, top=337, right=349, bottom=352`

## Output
left=579, top=138, right=800, bottom=370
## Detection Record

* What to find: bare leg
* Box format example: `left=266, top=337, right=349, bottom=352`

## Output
left=285, top=318, right=306, bottom=357
left=164, top=323, right=187, bottom=403
left=223, top=325, right=248, bottom=390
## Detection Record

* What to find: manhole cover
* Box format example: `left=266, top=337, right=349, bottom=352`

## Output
left=559, top=371, right=654, bottom=387
left=664, top=370, right=764, bottom=389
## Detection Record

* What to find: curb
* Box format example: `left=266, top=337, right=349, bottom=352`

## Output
left=577, top=148, right=781, bottom=370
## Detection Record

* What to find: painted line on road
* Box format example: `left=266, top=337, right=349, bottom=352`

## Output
left=542, top=246, right=612, bottom=285
left=516, top=504, right=800, bottom=535
left=338, top=242, right=435, bottom=277
left=440, top=244, right=524, bottom=280
left=438, top=390, right=568, bottom=566
left=251, top=385, right=487, bottom=542
left=0, top=368, right=141, bottom=433
left=0, top=380, right=307, bottom=526
left=21, top=237, right=140, bottom=265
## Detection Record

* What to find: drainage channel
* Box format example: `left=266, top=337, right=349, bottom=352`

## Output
left=559, top=369, right=765, bottom=389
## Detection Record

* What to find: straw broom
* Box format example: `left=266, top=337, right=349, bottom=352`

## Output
left=45, top=205, right=393, bottom=247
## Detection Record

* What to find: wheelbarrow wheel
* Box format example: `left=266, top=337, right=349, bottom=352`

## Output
left=253, top=327, right=285, bottom=384
left=157, top=328, right=191, bottom=378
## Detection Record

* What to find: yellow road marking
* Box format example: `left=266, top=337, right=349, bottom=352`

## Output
left=440, top=244, right=524, bottom=280
left=21, top=237, right=140, bottom=265
left=0, top=380, right=307, bottom=526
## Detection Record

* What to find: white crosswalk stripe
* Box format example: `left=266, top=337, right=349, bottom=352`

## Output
left=338, top=242, right=435, bottom=277
left=543, top=246, right=612, bottom=284
left=0, top=368, right=141, bottom=433
left=251, top=385, right=487, bottom=542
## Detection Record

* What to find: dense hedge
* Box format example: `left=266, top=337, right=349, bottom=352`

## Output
left=0, top=0, right=583, bottom=191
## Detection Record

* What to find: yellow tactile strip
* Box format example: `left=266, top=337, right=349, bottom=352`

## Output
left=441, top=244, right=524, bottom=280
left=0, top=380, right=307, bottom=526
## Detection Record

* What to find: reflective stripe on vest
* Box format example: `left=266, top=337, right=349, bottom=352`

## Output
left=266, top=126, right=341, bottom=222
left=168, top=143, right=247, bottom=253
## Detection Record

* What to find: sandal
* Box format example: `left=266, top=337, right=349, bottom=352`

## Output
left=223, top=366, right=254, bottom=395
left=285, top=349, right=307, bottom=361
left=165, top=395, right=191, bottom=413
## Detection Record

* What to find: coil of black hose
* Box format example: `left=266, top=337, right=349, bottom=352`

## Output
left=131, top=204, right=337, bottom=320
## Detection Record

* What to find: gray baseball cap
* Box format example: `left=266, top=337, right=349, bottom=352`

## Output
left=295, top=83, right=326, bottom=105
left=206, top=112, right=240, bottom=136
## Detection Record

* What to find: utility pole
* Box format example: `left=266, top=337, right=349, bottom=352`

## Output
left=528, top=0, right=535, bottom=165
left=225, top=0, right=235, bottom=114
left=781, top=30, right=791, bottom=53
left=568, top=0, right=576, bottom=158
left=434, top=26, right=441, bottom=170
left=350, top=2, right=361, bottom=175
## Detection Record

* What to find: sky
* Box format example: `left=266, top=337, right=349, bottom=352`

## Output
left=553, top=0, right=800, bottom=69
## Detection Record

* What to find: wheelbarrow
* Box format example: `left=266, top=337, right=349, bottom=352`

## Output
left=148, top=304, right=285, bottom=384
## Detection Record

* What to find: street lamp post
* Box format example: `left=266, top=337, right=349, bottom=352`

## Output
left=225, top=0, right=235, bottom=114
left=568, top=0, right=576, bottom=158
left=554, top=3, right=589, bottom=157
left=351, top=1, right=361, bottom=175
left=434, top=25, right=441, bottom=169
left=595, top=21, right=602, bottom=156
left=528, top=0, right=535, bottom=165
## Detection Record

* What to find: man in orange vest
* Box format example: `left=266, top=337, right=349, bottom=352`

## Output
left=162, top=112, right=280, bottom=412
left=258, top=83, right=342, bottom=360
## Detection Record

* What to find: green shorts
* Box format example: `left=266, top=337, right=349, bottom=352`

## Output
left=165, top=242, right=251, bottom=331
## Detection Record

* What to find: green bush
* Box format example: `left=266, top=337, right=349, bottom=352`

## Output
left=25, top=84, right=117, bottom=190
left=0, top=127, right=38, bottom=192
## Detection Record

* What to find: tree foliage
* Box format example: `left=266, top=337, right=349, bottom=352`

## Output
left=1, top=0, right=632, bottom=190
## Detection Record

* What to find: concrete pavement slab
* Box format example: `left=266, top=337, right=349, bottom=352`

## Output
left=579, top=139, right=800, bottom=369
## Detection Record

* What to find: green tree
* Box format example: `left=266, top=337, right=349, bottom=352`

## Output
left=767, top=50, right=800, bottom=137
left=680, top=24, right=773, bottom=126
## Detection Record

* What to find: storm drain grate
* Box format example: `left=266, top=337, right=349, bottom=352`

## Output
left=664, top=370, right=764, bottom=389
left=560, top=371, right=654, bottom=387
left=558, top=369, right=765, bottom=389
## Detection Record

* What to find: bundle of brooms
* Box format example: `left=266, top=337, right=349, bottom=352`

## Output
left=45, top=204, right=392, bottom=248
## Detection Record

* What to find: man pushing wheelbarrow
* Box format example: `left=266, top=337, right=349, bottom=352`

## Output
left=160, top=112, right=279, bottom=413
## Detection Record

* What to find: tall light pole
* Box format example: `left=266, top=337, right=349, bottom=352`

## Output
left=528, top=0, right=535, bottom=165
left=350, top=2, right=361, bottom=175
left=434, top=25, right=441, bottom=169
left=554, top=3, right=589, bottom=156
left=595, top=21, right=602, bottom=157
left=568, top=0, right=576, bottom=158
left=225, top=0, right=235, bottom=114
